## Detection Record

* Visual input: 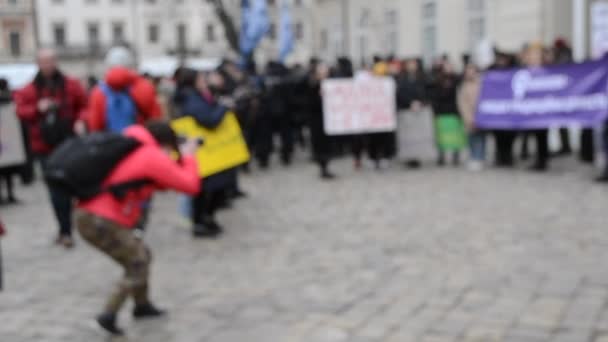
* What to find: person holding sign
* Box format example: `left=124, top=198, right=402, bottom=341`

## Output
left=174, top=69, right=236, bottom=237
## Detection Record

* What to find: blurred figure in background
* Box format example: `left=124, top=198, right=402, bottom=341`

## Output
left=491, top=51, right=518, bottom=167
left=308, top=63, right=336, bottom=179
left=0, top=78, right=19, bottom=204
left=15, top=49, right=88, bottom=248
left=549, top=39, right=573, bottom=157
left=87, top=46, right=162, bottom=133
left=174, top=68, right=235, bottom=238
left=522, top=42, right=550, bottom=171
left=396, top=58, right=428, bottom=169
left=430, top=59, right=462, bottom=166
left=458, top=64, right=485, bottom=171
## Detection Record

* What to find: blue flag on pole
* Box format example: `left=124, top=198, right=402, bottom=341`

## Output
left=278, top=0, right=295, bottom=62
left=240, top=0, right=270, bottom=56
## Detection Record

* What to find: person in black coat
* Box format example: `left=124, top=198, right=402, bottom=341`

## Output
left=174, top=68, right=235, bottom=238
left=308, top=63, right=336, bottom=179
left=396, top=58, right=428, bottom=168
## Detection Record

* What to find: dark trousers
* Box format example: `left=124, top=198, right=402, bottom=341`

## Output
left=192, top=184, right=224, bottom=224
left=559, top=127, right=572, bottom=153
left=531, top=129, right=549, bottom=167
left=494, top=130, right=516, bottom=166
left=252, top=114, right=294, bottom=165
left=580, top=128, right=595, bottom=163
left=368, top=133, right=394, bottom=161
left=38, top=155, right=73, bottom=237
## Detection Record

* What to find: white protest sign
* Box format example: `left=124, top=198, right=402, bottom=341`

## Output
left=592, top=2, right=608, bottom=59
left=0, top=104, right=26, bottom=168
left=321, top=77, right=397, bottom=135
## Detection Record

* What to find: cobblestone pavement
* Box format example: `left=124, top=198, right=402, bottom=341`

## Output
left=2, top=155, right=608, bottom=342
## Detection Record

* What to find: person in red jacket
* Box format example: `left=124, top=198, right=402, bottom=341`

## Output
left=87, top=46, right=162, bottom=132
left=74, top=122, right=200, bottom=336
left=14, top=48, right=87, bottom=248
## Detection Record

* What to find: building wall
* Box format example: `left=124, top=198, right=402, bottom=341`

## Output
left=0, top=0, right=36, bottom=63
left=312, top=0, right=581, bottom=69
left=35, top=0, right=315, bottom=76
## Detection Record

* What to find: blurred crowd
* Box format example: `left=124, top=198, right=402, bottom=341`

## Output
left=0, top=38, right=605, bottom=244
left=1, top=38, right=607, bottom=335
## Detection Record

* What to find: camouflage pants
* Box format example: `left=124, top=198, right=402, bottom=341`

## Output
left=74, top=210, right=151, bottom=314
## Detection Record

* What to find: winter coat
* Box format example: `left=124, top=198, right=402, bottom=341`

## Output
left=175, top=87, right=236, bottom=193
left=396, top=73, right=427, bottom=110
left=430, top=73, right=460, bottom=116
left=457, top=78, right=481, bottom=132
left=87, top=67, right=162, bottom=132
left=78, top=125, right=200, bottom=228
left=15, top=71, right=87, bottom=154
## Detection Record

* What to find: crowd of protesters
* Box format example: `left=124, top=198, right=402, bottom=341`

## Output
left=2, top=39, right=608, bottom=242
left=0, top=37, right=607, bottom=334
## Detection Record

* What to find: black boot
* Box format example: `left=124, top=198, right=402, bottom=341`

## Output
left=595, top=169, right=608, bottom=183
left=133, top=303, right=167, bottom=320
left=96, top=313, right=124, bottom=336
left=192, top=218, right=223, bottom=238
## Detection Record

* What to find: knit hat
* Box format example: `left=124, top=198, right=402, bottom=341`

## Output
left=105, top=46, right=135, bottom=68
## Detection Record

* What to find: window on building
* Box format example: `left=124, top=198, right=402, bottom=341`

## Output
left=422, top=1, right=436, bottom=20
left=359, top=35, right=368, bottom=66
left=112, top=22, right=125, bottom=43
left=295, top=22, right=303, bottom=40
left=294, top=0, right=303, bottom=6
left=87, top=22, right=100, bottom=47
left=320, top=29, right=328, bottom=50
left=468, top=0, right=485, bottom=12
left=148, top=24, right=159, bottom=43
left=386, top=9, right=398, bottom=25
left=385, top=9, right=398, bottom=55
left=268, top=0, right=275, bottom=6
left=206, top=24, right=215, bottom=42
left=359, top=8, right=371, bottom=27
left=177, top=23, right=187, bottom=49
left=8, top=0, right=17, bottom=6
left=467, top=0, right=485, bottom=47
left=388, top=31, right=398, bottom=55
left=9, top=31, right=21, bottom=57
left=53, top=23, right=66, bottom=47
left=421, top=1, right=437, bottom=65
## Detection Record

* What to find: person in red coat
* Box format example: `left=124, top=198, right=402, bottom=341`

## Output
left=14, top=49, right=88, bottom=248
left=75, top=122, right=200, bottom=336
left=87, top=46, right=162, bottom=132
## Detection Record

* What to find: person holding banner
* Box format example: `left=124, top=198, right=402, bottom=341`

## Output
left=522, top=42, right=551, bottom=171
left=174, top=68, right=236, bottom=237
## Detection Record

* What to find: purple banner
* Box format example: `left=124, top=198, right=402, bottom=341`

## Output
left=476, top=57, right=608, bottom=129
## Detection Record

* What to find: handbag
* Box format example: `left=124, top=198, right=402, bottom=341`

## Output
left=39, top=105, right=73, bottom=147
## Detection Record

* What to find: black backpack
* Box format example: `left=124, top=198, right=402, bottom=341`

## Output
left=45, top=133, right=147, bottom=200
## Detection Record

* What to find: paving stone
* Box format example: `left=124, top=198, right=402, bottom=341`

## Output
left=3, top=157, right=608, bottom=341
